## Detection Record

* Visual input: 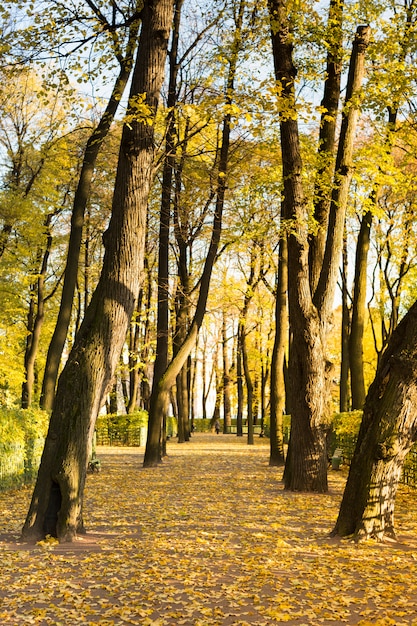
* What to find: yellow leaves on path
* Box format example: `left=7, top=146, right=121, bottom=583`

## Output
left=1, top=433, right=417, bottom=624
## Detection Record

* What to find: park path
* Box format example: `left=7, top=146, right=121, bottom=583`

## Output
left=1, top=432, right=417, bottom=625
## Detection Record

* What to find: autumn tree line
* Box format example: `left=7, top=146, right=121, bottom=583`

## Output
left=0, top=0, right=417, bottom=542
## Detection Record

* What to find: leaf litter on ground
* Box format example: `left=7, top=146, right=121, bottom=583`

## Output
left=0, top=432, right=417, bottom=625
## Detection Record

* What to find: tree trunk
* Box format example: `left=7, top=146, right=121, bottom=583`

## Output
left=22, top=218, right=53, bottom=408
left=332, top=299, right=417, bottom=540
left=349, top=209, right=372, bottom=409
left=173, top=247, right=191, bottom=443
left=40, top=14, right=141, bottom=411
left=147, top=0, right=183, bottom=454
left=308, top=0, right=343, bottom=292
left=211, top=364, right=221, bottom=429
left=269, top=236, right=287, bottom=466
left=144, top=0, right=245, bottom=466
left=176, top=363, right=190, bottom=442
left=269, top=0, right=329, bottom=491
left=222, top=309, right=232, bottom=433
left=240, top=317, right=254, bottom=445
left=269, top=0, right=370, bottom=491
left=201, top=337, right=209, bottom=421
left=238, top=244, right=261, bottom=446
left=236, top=346, right=244, bottom=437
left=21, top=0, right=173, bottom=542
left=339, top=232, right=350, bottom=412
left=189, top=350, right=196, bottom=431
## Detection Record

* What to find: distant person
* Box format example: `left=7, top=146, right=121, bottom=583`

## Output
left=214, top=419, right=220, bottom=434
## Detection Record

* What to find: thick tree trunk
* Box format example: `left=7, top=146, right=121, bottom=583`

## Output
left=269, top=0, right=330, bottom=491
left=332, top=299, right=417, bottom=540
left=40, top=16, right=140, bottom=412
left=269, top=0, right=370, bottom=491
left=148, top=0, right=183, bottom=451
left=21, top=0, right=173, bottom=542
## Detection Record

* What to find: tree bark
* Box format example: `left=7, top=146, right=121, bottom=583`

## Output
left=269, top=236, right=287, bottom=466
left=236, top=344, right=244, bottom=437
left=332, top=299, right=417, bottom=540
left=239, top=314, right=254, bottom=445
left=144, top=0, right=245, bottom=466
left=339, top=232, right=350, bottom=412
left=269, top=0, right=370, bottom=491
left=222, top=309, right=232, bottom=433
left=308, top=0, right=343, bottom=293
left=147, top=0, right=183, bottom=454
left=22, top=216, right=53, bottom=408
left=21, top=0, right=173, bottom=542
left=349, top=209, right=372, bottom=409
left=40, top=11, right=141, bottom=411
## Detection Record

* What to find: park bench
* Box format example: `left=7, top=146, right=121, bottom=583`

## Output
left=331, top=448, right=343, bottom=470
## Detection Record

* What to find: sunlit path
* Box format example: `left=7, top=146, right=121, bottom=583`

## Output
left=1, top=433, right=417, bottom=624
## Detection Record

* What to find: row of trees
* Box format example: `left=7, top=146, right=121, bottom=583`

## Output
left=0, top=0, right=417, bottom=541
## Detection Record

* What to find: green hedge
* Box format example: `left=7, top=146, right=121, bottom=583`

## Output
left=330, top=410, right=417, bottom=487
left=0, top=407, right=49, bottom=490
left=331, top=410, right=363, bottom=460
left=95, top=411, right=177, bottom=446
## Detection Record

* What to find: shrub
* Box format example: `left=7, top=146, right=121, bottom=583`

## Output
left=95, top=411, right=177, bottom=446
left=331, top=410, right=363, bottom=462
left=0, top=407, right=49, bottom=489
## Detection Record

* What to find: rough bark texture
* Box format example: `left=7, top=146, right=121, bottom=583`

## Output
left=269, top=0, right=330, bottom=491
left=147, top=0, right=183, bottom=450
left=269, top=0, right=370, bottom=491
left=21, top=0, right=173, bottom=542
left=332, top=300, right=417, bottom=540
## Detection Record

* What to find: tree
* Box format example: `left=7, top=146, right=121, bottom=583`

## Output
left=144, top=0, right=247, bottom=466
left=269, top=235, right=287, bottom=465
left=268, top=0, right=370, bottom=491
left=222, top=306, right=232, bottom=432
left=40, top=0, right=142, bottom=411
left=0, top=67, right=82, bottom=406
left=332, top=298, right=417, bottom=540
left=21, top=0, right=174, bottom=542
left=238, top=242, right=264, bottom=445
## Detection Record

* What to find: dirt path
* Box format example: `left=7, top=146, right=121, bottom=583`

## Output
left=1, top=433, right=417, bottom=624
